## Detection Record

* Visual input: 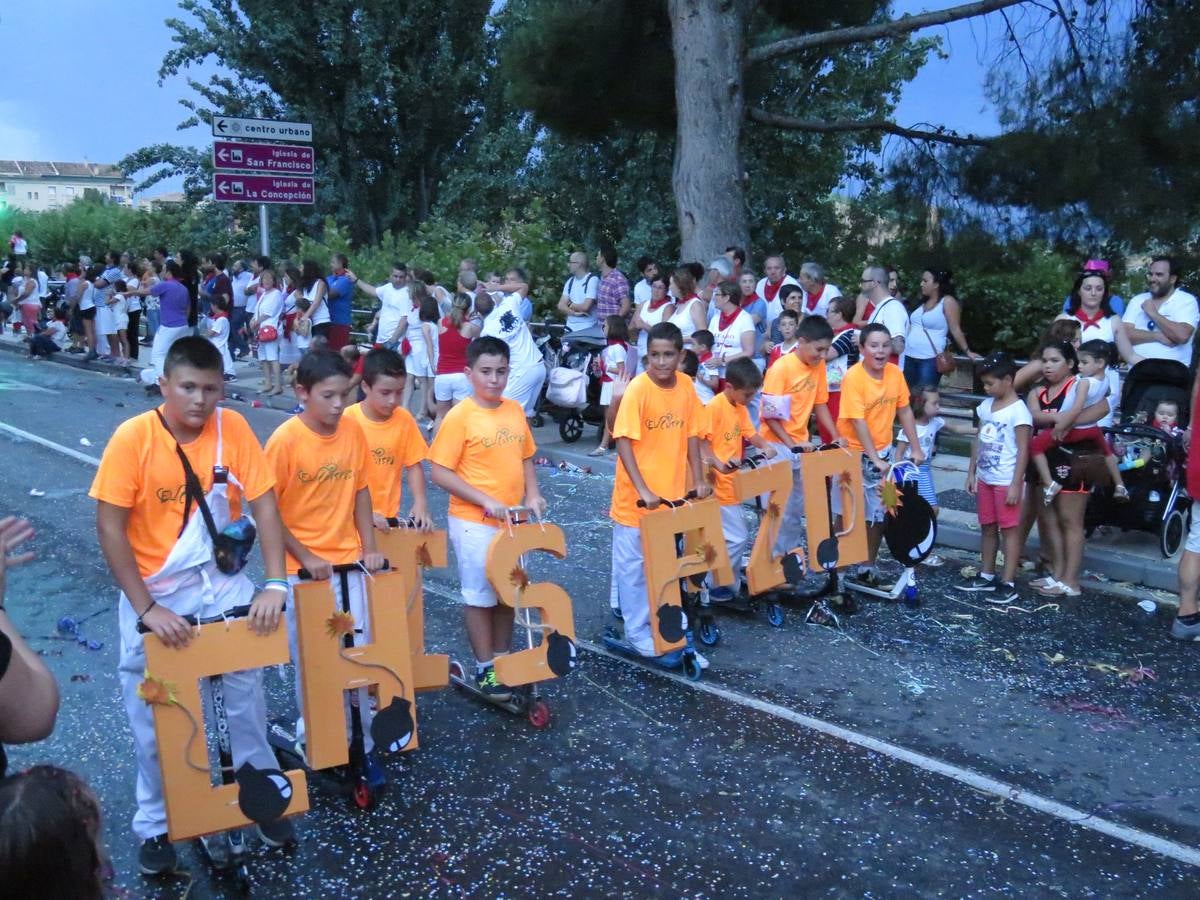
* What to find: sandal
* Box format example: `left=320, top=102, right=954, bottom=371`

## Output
left=588, top=446, right=609, bottom=457
left=1114, top=484, right=1130, bottom=502
left=1030, top=575, right=1056, bottom=589
left=1034, top=580, right=1068, bottom=596
left=1042, top=483, right=1062, bottom=506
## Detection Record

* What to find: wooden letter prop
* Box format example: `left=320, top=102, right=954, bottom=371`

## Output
left=800, top=448, right=868, bottom=571
left=375, top=528, right=450, bottom=691
left=488, top=523, right=578, bottom=687
left=640, top=498, right=732, bottom=654
left=294, top=571, right=419, bottom=770
left=142, top=622, right=309, bottom=842
left=731, top=459, right=794, bottom=595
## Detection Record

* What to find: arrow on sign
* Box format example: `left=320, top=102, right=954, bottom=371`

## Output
left=216, top=119, right=228, bottom=133
left=217, top=148, right=229, bottom=162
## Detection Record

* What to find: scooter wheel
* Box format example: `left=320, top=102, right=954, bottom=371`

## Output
left=767, top=604, right=785, bottom=628
left=530, top=414, right=546, bottom=428
left=352, top=781, right=374, bottom=810
left=682, top=655, right=703, bottom=681
left=698, top=619, right=721, bottom=647
left=528, top=699, right=551, bottom=729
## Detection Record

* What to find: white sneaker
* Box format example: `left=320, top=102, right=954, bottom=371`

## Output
left=923, top=554, right=945, bottom=568
left=693, top=650, right=710, bottom=670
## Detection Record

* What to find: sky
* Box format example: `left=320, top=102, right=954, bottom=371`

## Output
left=1, top=0, right=1001, bottom=198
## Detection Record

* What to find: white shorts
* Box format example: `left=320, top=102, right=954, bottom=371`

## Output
left=435, top=372, right=472, bottom=403
left=406, top=349, right=435, bottom=378
left=1187, top=510, right=1200, bottom=555
left=832, top=446, right=892, bottom=525
left=504, top=365, right=547, bottom=416
left=600, top=380, right=615, bottom=406
left=257, top=339, right=280, bottom=362
left=448, top=516, right=500, bottom=607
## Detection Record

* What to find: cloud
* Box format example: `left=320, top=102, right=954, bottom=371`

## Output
left=0, top=102, right=43, bottom=159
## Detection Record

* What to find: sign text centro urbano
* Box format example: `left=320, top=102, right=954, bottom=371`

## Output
left=210, top=115, right=313, bottom=143
left=213, top=174, right=315, bottom=205
left=213, top=141, right=315, bottom=175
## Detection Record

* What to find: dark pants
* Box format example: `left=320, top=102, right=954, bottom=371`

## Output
left=126, top=310, right=141, bottom=360
left=30, top=335, right=59, bottom=357
left=903, top=355, right=941, bottom=390
left=230, top=306, right=250, bottom=357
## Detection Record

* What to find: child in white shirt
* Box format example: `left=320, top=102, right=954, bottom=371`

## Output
left=206, top=296, right=236, bottom=379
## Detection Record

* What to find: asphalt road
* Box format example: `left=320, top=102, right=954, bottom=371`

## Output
left=1, top=354, right=1198, bottom=898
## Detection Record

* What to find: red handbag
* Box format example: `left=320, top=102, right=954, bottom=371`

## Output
left=257, top=324, right=278, bottom=342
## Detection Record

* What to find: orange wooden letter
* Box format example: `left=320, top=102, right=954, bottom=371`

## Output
left=487, top=523, right=578, bottom=687
left=640, top=498, right=732, bottom=654
left=143, top=622, right=309, bottom=842
left=375, top=528, right=450, bottom=691
left=800, top=448, right=868, bottom=571
left=294, top=571, right=419, bottom=770
left=731, top=459, right=794, bottom=594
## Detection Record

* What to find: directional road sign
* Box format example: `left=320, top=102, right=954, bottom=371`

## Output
left=210, top=115, right=313, bottom=143
left=213, top=174, right=315, bottom=205
left=212, top=140, right=315, bottom=175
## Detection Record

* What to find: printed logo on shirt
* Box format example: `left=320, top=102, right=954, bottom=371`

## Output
left=787, top=374, right=816, bottom=395
left=371, top=447, right=396, bottom=466
left=298, top=462, right=354, bottom=484
left=863, top=393, right=899, bottom=414
left=481, top=427, right=526, bottom=449
left=646, top=413, right=684, bottom=431
left=722, top=424, right=743, bottom=442
left=156, top=484, right=188, bottom=504
left=499, top=311, right=518, bottom=334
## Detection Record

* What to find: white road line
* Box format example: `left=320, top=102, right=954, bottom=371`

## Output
left=421, top=582, right=1200, bottom=868
left=0, top=422, right=101, bottom=467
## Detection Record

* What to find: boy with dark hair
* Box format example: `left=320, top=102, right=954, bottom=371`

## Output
left=92, top=336, right=293, bottom=874
left=957, top=353, right=1032, bottom=602
left=609, top=322, right=710, bottom=660
left=264, top=348, right=388, bottom=782
left=344, top=348, right=432, bottom=531
left=690, top=328, right=719, bottom=402
left=701, top=357, right=777, bottom=600
left=429, top=336, right=546, bottom=698
left=837, top=323, right=924, bottom=582
left=758, top=315, right=839, bottom=556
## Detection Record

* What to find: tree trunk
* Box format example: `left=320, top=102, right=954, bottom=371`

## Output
left=668, top=0, right=751, bottom=264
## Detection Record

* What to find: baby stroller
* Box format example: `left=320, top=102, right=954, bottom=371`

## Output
left=538, top=324, right=608, bottom=443
left=1083, top=359, right=1192, bottom=556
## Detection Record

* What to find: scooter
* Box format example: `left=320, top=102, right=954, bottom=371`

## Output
left=448, top=507, right=554, bottom=728
left=268, top=560, right=390, bottom=811
left=138, top=603, right=296, bottom=892
left=603, top=494, right=706, bottom=680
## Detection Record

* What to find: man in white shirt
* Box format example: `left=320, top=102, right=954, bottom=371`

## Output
left=757, top=255, right=801, bottom=327
left=229, top=259, right=253, bottom=359
left=478, top=290, right=546, bottom=415
left=352, top=264, right=412, bottom=347
left=862, top=264, right=908, bottom=365
left=797, top=262, right=841, bottom=319
left=557, top=251, right=598, bottom=332
left=1116, top=256, right=1198, bottom=368
left=632, top=257, right=658, bottom=308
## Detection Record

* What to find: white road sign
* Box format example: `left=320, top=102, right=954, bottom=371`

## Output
left=210, top=115, right=313, bottom=143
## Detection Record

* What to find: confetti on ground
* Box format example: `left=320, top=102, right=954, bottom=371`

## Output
left=79, top=437, right=92, bottom=446
left=28, top=488, right=44, bottom=497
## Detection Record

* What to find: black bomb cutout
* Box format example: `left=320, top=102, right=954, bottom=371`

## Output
left=883, top=482, right=938, bottom=566
left=235, top=763, right=294, bottom=824
left=545, top=632, right=578, bottom=677
left=657, top=604, right=686, bottom=643
left=370, top=697, right=415, bottom=753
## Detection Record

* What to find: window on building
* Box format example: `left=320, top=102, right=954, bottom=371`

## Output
left=65, top=186, right=74, bottom=196
left=48, top=186, right=56, bottom=196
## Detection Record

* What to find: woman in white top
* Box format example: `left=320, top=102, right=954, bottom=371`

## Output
left=122, top=262, right=142, bottom=357
left=15, top=264, right=41, bottom=339
left=630, top=274, right=674, bottom=375
left=1055, top=271, right=1120, bottom=346
left=250, top=269, right=285, bottom=395
left=903, top=269, right=978, bottom=388
left=279, top=265, right=304, bottom=369
left=707, top=280, right=756, bottom=374
left=667, top=267, right=707, bottom=347
left=139, top=259, right=160, bottom=343
left=296, top=260, right=330, bottom=342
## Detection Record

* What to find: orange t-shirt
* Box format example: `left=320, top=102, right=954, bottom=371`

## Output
left=758, top=351, right=829, bottom=445
left=265, top=415, right=371, bottom=573
left=702, top=392, right=754, bottom=506
left=836, top=362, right=910, bottom=451
left=610, top=372, right=701, bottom=527
left=427, top=397, right=536, bottom=524
left=343, top=403, right=427, bottom=518
left=89, top=408, right=274, bottom=578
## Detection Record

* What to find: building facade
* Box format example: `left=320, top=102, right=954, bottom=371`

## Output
left=0, top=160, right=135, bottom=211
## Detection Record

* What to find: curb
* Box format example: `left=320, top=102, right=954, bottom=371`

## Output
left=0, top=336, right=136, bottom=379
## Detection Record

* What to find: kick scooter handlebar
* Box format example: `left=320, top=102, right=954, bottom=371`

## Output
left=637, top=491, right=698, bottom=509
left=136, top=603, right=270, bottom=634
left=297, top=560, right=391, bottom=581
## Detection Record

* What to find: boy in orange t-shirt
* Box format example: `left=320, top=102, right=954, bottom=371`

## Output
left=343, top=348, right=431, bottom=531
left=610, top=321, right=710, bottom=658
left=758, top=315, right=840, bottom=557
left=429, top=336, right=545, bottom=699
left=264, top=348, right=387, bottom=783
left=701, top=358, right=777, bottom=600
left=91, top=336, right=293, bottom=871
left=836, top=323, right=924, bottom=580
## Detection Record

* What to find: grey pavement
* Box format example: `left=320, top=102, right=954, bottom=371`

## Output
left=1, top=351, right=1198, bottom=897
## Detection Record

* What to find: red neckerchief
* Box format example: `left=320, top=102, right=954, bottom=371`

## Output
left=1074, top=307, right=1106, bottom=328
left=833, top=324, right=854, bottom=335
left=741, top=292, right=760, bottom=309
left=648, top=295, right=671, bottom=311
left=863, top=301, right=875, bottom=320
left=805, top=288, right=823, bottom=311
left=697, top=350, right=713, bottom=364
left=211, top=309, right=228, bottom=320
left=65, top=273, right=78, bottom=282
left=606, top=338, right=628, bottom=350
left=683, top=293, right=700, bottom=305
left=717, top=307, right=741, bottom=331
left=763, top=279, right=784, bottom=302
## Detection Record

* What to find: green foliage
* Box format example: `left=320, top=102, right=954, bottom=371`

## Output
left=0, top=200, right=253, bottom=267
